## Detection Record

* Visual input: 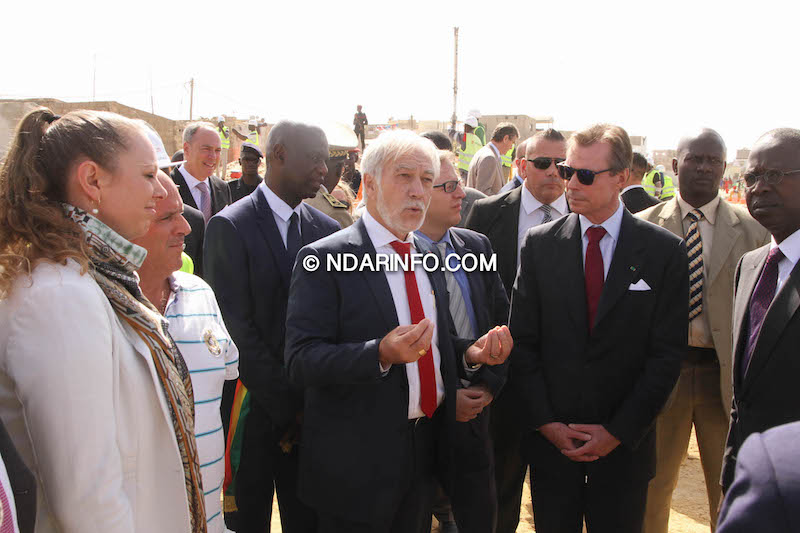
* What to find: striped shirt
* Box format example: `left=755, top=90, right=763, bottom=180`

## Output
left=166, top=271, right=239, bottom=533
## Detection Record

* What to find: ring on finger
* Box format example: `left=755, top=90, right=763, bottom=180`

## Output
left=489, top=353, right=499, bottom=359
left=418, top=349, right=427, bottom=356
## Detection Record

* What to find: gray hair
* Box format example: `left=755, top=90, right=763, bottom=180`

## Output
left=361, top=130, right=439, bottom=199
left=182, top=121, right=216, bottom=144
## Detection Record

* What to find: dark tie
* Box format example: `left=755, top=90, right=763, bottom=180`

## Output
left=541, top=204, right=553, bottom=224
left=686, top=210, right=705, bottom=321
left=286, top=212, right=302, bottom=263
left=585, top=226, right=607, bottom=333
left=741, top=247, right=785, bottom=377
left=390, top=240, right=437, bottom=418
left=197, top=181, right=212, bottom=223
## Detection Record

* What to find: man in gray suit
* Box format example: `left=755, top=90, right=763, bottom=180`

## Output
left=721, top=128, right=800, bottom=493
left=638, top=129, right=769, bottom=533
left=466, top=123, right=519, bottom=196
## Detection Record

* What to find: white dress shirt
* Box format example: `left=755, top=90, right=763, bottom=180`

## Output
left=773, top=227, right=800, bottom=292
left=260, top=182, right=303, bottom=248
left=518, top=187, right=568, bottom=264
left=179, top=164, right=211, bottom=212
left=677, top=193, right=721, bottom=348
left=579, top=200, right=625, bottom=280
left=362, top=209, right=445, bottom=419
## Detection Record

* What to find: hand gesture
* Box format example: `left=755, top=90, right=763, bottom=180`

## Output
left=378, top=319, right=434, bottom=368
left=465, top=325, right=513, bottom=366
left=561, top=424, right=620, bottom=462
left=538, top=422, right=592, bottom=458
left=455, top=385, right=493, bottom=422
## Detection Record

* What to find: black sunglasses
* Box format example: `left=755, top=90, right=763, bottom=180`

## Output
left=433, top=179, right=463, bottom=194
left=743, top=168, right=800, bottom=188
left=557, top=163, right=614, bottom=185
left=527, top=157, right=565, bottom=170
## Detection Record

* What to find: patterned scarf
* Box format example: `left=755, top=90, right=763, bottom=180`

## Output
left=64, top=205, right=207, bottom=533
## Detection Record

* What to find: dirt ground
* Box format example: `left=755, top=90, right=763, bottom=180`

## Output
left=266, top=429, right=712, bottom=532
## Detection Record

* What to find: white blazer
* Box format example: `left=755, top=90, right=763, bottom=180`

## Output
left=0, top=260, right=191, bottom=533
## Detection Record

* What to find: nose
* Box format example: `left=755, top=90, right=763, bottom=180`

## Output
left=567, top=173, right=582, bottom=190
left=152, top=176, right=167, bottom=200
left=409, top=176, right=425, bottom=198
left=454, top=181, right=466, bottom=199
left=178, top=214, right=192, bottom=237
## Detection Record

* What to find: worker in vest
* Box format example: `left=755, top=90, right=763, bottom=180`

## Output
left=458, top=116, right=483, bottom=180
left=655, top=164, right=676, bottom=200
left=217, top=116, right=230, bottom=179
left=232, top=119, right=261, bottom=151
left=469, top=108, right=487, bottom=144
left=501, top=144, right=515, bottom=181
left=643, top=165, right=676, bottom=200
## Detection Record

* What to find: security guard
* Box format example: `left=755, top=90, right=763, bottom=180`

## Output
left=305, top=147, right=354, bottom=228
left=458, top=116, right=483, bottom=180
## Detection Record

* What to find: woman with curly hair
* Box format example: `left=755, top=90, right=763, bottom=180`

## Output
left=0, top=108, right=207, bottom=532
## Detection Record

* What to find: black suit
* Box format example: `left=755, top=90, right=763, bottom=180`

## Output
left=721, top=244, right=800, bottom=492
left=509, top=209, right=687, bottom=533
left=620, top=186, right=661, bottom=214
left=0, top=417, right=35, bottom=533
left=182, top=204, right=205, bottom=278
left=419, top=228, right=509, bottom=533
left=204, top=184, right=340, bottom=532
left=284, top=218, right=475, bottom=531
left=171, top=166, right=232, bottom=217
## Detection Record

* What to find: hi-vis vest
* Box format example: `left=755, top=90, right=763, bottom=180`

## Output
left=247, top=131, right=260, bottom=147
left=458, top=132, right=483, bottom=172
left=218, top=126, right=230, bottom=149
left=643, top=170, right=676, bottom=200
left=501, top=146, right=514, bottom=168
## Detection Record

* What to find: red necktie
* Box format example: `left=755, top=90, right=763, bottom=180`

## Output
left=585, top=226, right=607, bottom=333
left=389, top=241, right=437, bottom=418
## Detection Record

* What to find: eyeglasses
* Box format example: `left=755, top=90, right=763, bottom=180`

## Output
left=557, top=163, right=614, bottom=186
left=433, top=179, right=463, bottom=193
left=743, top=169, right=800, bottom=187
left=527, top=157, right=566, bottom=170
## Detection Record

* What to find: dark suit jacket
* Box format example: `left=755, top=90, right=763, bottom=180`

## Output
left=182, top=204, right=205, bottom=278
left=284, top=218, right=473, bottom=525
left=717, top=421, right=800, bottom=532
left=203, top=184, right=340, bottom=431
left=620, top=186, right=661, bottom=214
left=171, top=166, right=232, bottom=217
left=722, top=244, right=800, bottom=491
left=509, top=209, right=687, bottom=482
left=0, top=417, right=35, bottom=533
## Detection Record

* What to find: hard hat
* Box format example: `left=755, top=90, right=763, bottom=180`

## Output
left=248, top=119, right=258, bottom=127
left=465, top=116, right=478, bottom=128
left=468, top=109, right=482, bottom=119
left=217, top=116, right=225, bottom=123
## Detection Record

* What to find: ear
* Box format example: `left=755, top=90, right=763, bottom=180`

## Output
left=74, top=159, right=105, bottom=204
left=616, top=168, right=629, bottom=191
left=183, top=141, right=190, bottom=155
left=273, top=143, right=287, bottom=165
left=519, top=158, right=528, bottom=178
left=672, top=157, right=678, bottom=176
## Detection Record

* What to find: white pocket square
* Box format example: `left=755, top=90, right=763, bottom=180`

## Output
left=628, top=279, right=651, bottom=291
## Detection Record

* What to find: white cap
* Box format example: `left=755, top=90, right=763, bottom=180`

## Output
left=142, top=127, right=181, bottom=168
left=217, top=115, right=225, bottom=123
left=248, top=119, right=258, bottom=127
left=465, top=116, right=478, bottom=128
left=468, top=109, right=482, bottom=119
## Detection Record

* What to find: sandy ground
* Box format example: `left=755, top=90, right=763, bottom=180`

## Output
left=265, top=429, right=712, bottom=532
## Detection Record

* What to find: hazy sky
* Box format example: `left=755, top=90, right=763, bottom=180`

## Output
left=3, top=0, right=797, bottom=155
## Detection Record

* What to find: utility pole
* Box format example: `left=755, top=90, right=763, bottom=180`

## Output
left=189, top=78, right=194, bottom=120
left=92, top=54, right=97, bottom=102
left=451, top=27, right=459, bottom=131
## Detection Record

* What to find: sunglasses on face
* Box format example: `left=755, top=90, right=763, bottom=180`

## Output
left=743, top=168, right=800, bottom=188
left=557, top=163, right=614, bottom=185
left=526, top=157, right=566, bottom=170
left=433, top=179, right=463, bottom=194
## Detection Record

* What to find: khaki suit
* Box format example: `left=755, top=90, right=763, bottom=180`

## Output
left=305, top=188, right=354, bottom=229
left=466, top=144, right=504, bottom=196
left=637, top=197, right=769, bottom=533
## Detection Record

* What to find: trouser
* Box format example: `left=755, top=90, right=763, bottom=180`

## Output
left=490, top=389, right=527, bottom=533
left=217, top=148, right=229, bottom=180
left=643, top=349, right=728, bottom=533
left=357, top=130, right=366, bottom=151
left=230, top=401, right=316, bottom=533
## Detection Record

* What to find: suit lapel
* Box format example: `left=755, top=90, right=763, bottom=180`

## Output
left=732, top=246, right=769, bottom=392
left=594, top=210, right=646, bottom=330
left=657, top=199, right=684, bottom=238
left=496, top=189, right=522, bottom=287
left=552, top=215, right=588, bottom=332
left=451, top=231, right=488, bottom=331
left=171, top=168, right=198, bottom=210
left=744, top=259, right=800, bottom=391
left=706, top=201, right=741, bottom=288
left=252, top=186, right=292, bottom=287
left=299, top=203, right=323, bottom=245
left=348, top=219, right=399, bottom=332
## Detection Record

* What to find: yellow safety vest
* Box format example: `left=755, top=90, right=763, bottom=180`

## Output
left=642, top=170, right=675, bottom=200
left=458, top=133, right=483, bottom=172
left=660, top=174, right=676, bottom=200
left=247, top=131, right=260, bottom=146
left=501, top=146, right=514, bottom=168
left=474, top=124, right=486, bottom=145
left=218, top=126, right=230, bottom=149
left=180, top=252, right=194, bottom=274
left=642, top=170, right=659, bottom=196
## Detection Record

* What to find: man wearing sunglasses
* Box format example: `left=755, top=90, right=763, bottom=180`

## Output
left=637, top=129, right=768, bottom=533
left=721, top=128, right=800, bottom=495
left=464, top=128, right=568, bottom=533
left=416, top=151, right=510, bottom=533
left=509, top=124, right=687, bottom=533
left=466, top=122, right=519, bottom=196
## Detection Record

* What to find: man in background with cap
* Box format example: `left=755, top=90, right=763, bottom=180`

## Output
left=229, top=142, right=264, bottom=203
left=217, top=116, right=231, bottom=180
left=305, top=147, right=355, bottom=228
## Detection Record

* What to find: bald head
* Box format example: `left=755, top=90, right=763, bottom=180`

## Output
left=157, top=171, right=182, bottom=213
left=677, top=128, right=726, bottom=159
left=674, top=128, right=727, bottom=207
left=264, top=120, right=330, bottom=207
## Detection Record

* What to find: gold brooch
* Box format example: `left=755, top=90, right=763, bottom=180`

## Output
left=203, top=329, right=222, bottom=357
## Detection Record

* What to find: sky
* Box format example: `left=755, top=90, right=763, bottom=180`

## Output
left=3, top=0, right=798, bottom=157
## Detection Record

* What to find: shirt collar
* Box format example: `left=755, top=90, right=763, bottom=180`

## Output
left=489, top=142, right=501, bottom=159
left=415, top=228, right=454, bottom=249
left=621, top=184, right=644, bottom=194
left=178, top=163, right=205, bottom=191
left=520, top=186, right=568, bottom=216
left=363, top=208, right=416, bottom=251
left=677, top=193, right=720, bottom=225
left=579, top=200, right=625, bottom=243
left=260, top=182, right=302, bottom=222
left=774, top=228, right=800, bottom=267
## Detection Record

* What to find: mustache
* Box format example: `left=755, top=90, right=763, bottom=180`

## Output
left=404, top=201, right=427, bottom=210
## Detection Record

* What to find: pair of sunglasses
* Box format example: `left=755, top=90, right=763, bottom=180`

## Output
left=526, top=157, right=565, bottom=170
left=557, top=163, right=614, bottom=185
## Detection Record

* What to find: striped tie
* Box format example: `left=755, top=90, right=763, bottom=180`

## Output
left=686, top=210, right=704, bottom=321
left=541, top=204, right=553, bottom=224
left=437, top=242, right=474, bottom=338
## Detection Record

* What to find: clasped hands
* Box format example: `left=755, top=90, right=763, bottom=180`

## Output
left=538, top=422, right=620, bottom=462
left=378, top=319, right=513, bottom=368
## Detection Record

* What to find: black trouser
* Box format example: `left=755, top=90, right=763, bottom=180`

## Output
left=230, top=401, right=316, bottom=533
left=319, top=413, right=440, bottom=533
left=357, top=130, right=366, bottom=151
left=490, top=389, right=527, bottom=533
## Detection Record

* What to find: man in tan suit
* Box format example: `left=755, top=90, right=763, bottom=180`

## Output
left=638, top=129, right=769, bottom=533
left=467, top=122, right=519, bottom=195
